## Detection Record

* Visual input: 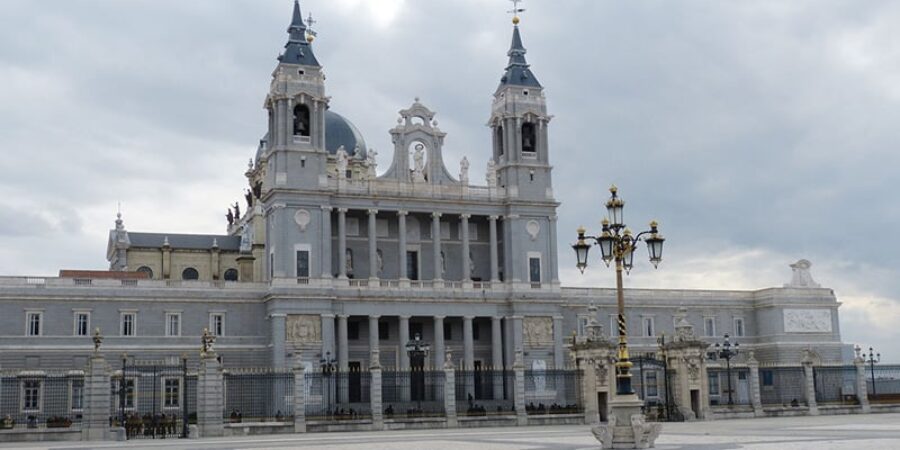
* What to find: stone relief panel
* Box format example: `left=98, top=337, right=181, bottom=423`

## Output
left=783, top=309, right=833, bottom=333
left=285, top=314, right=321, bottom=343
left=524, top=316, right=553, bottom=345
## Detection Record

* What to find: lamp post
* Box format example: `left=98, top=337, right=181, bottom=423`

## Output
left=714, top=333, right=739, bottom=405
left=319, top=351, right=336, bottom=419
left=405, top=333, right=431, bottom=413
left=572, top=185, right=665, bottom=395
left=866, top=347, right=881, bottom=396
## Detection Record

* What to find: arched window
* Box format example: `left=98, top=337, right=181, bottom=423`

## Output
left=293, top=104, right=310, bottom=137
left=136, top=266, right=153, bottom=279
left=181, top=268, right=199, bottom=280
left=521, top=122, right=536, bottom=154
left=495, top=125, right=505, bottom=155
left=223, top=268, right=239, bottom=282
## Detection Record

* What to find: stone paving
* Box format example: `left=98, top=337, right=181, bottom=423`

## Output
left=1, top=413, right=899, bottom=449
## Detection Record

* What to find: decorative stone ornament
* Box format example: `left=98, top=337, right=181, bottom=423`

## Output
left=785, top=259, right=821, bottom=288
left=525, top=220, right=540, bottom=240
left=294, top=209, right=311, bottom=231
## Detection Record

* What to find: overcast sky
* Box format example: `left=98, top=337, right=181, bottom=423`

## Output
left=0, top=0, right=897, bottom=357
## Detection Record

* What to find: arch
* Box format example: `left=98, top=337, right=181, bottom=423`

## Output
left=521, top=122, right=536, bottom=154
left=181, top=267, right=199, bottom=280
left=223, top=268, right=239, bottom=282
left=495, top=125, right=505, bottom=156
left=136, top=266, right=153, bottom=279
left=293, top=103, right=311, bottom=137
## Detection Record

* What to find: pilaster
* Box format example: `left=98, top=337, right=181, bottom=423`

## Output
left=444, top=350, right=458, bottom=428
left=370, top=350, right=384, bottom=430
left=513, top=349, right=527, bottom=426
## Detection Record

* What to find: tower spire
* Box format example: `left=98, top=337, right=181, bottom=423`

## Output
left=279, top=0, right=320, bottom=67
left=498, top=2, right=540, bottom=89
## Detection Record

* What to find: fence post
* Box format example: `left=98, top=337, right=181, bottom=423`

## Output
left=197, top=350, right=224, bottom=437
left=513, top=348, right=527, bottom=426
left=370, top=349, right=384, bottom=430
left=82, top=352, right=111, bottom=440
left=293, top=353, right=307, bottom=432
left=855, top=355, right=870, bottom=413
left=444, top=349, right=458, bottom=428
left=801, top=359, right=818, bottom=416
left=746, top=352, right=763, bottom=417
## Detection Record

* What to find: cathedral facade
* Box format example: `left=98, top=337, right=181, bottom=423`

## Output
left=0, top=1, right=848, bottom=403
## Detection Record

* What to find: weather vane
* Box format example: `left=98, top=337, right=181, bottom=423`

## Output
left=306, top=12, right=318, bottom=43
left=508, top=0, right=525, bottom=24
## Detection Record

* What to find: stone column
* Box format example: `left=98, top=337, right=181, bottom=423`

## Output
left=461, top=214, right=471, bottom=286
left=463, top=316, right=475, bottom=370
left=398, top=316, right=411, bottom=370
left=321, top=206, right=332, bottom=279
left=506, top=214, right=521, bottom=283
left=855, top=356, right=870, bottom=413
left=488, top=216, right=499, bottom=283
left=368, top=209, right=379, bottom=280
left=321, top=314, right=335, bottom=362
left=746, top=352, right=763, bottom=417
left=444, top=350, right=458, bottom=428
left=803, top=361, right=819, bottom=415
left=548, top=215, right=559, bottom=285
left=292, top=353, right=307, bottom=433
left=82, top=353, right=111, bottom=440
left=271, top=313, right=287, bottom=369
left=553, top=316, right=564, bottom=369
left=513, top=348, right=527, bottom=425
left=432, top=212, right=443, bottom=281
left=492, top=316, right=504, bottom=400
left=337, top=315, right=349, bottom=371
left=433, top=316, right=445, bottom=369
left=369, top=315, right=381, bottom=356
left=197, top=351, right=224, bottom=437
left=337, top=208, right=348, bottom=279
left=398, top=211, right=408, bottom=281
left=582, top=359, right=600, bottom=425
left=370, top=349, right=384, bottom=430
left=511, top=316, right=524, bottom=360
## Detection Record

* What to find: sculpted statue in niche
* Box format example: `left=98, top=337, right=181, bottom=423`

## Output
left=411, top=143, right=426, bottom=182
left=285, top=315, right=321, bottom=343
left=524, top=316, right=553, bottom=345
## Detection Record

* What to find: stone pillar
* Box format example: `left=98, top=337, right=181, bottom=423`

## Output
left=488, top=216, right=499, bottom=283
left=433, top=316, right=445, bottom=369
left=553, top=316, right=564, bottom=369
left=548, top=215, right=559, bottom=285
left=292, top=353, right=307, bottom=433
left=82, top=353, right=111, bottom=440
left=855, top=356, right=870, bottom=413
left=370, top=350, right=384, bottom=430
left=398, top=211, right=408, bottom=281
left=368, top=209, right=379, bottom=280
left=399, top=316, right=411, bottom=370
left=512, top=316, right=524, bottom=360
left=506, top=214, right=521, bottom=283
left=369, top=315, right=380, bottom=356
left=321, top=314, right=335, bottom=361
left=444, top=350, right=458, bottom=428
left=337, top=315, right=349, bottom=371
left=803, top=361, right=819, bottom=415
left=337, top=208, right=348, bottom=279
left=321, top=206, right=332, bottom=279
left=582, top=359, right=600, bottom=425
left=432, top=212, right=443, bottom=281
left=463, top=316, right=475, bottom=370
left=461, top=214, right=471, bottom=287
left=162, top=243, right=172, bottom=279
left=492, top=316, right=504, bottom=400
left=197, top=352, right=225, bottom=437
left=513, top=349, right=527, bottom=425
left=271, top=313, right=287, bottom=369
left=746, top=352, right=763, bottom=417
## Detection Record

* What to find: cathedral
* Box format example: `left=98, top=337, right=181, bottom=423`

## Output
left=0, top=0, right=849, bottom=416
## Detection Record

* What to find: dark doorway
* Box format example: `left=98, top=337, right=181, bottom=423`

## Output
left=474, top=361, right=484, bottom=400
left=598, top=392, right=609, bottom=422
left=406, top=251, right=419, bottom=280
left=690, top=389, right=700, bottom=420
left=349, top=362, right=362, bottom=403
left=410, top=351, right=425, bottom=402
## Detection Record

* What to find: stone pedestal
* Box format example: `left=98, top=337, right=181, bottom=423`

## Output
left=371, top=350, right=385, bottom=430
left=855, top=356, right=870, bottom=413
left=513, top=349, right=527, bottom=426
left=292, top=354, right=307, bottom=433
left=591, top=394, right=662, bottom=449
left=747, top=352, right=764, bottom=417
left=197, top=352, right=224, bottom=437
left=802, top=357, right=819, bottom=416
left=82, top=354, right=111, bottom=441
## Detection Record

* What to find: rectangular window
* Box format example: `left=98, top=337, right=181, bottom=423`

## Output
left=708, top=373, right=720, bottom=396
left=378, top=321, right=389, bottom=340
left=22, top=380, right=41, bottom=411
left=121, top=312, right=136, bottom=336
left=734, top=318, right=745, bottom=337
left=210, top=313, right=225, bottom=337
left=529, top=257, right=541, bottom=283
left=704, top=317, right=716, bottom=337
left=348, top=321, right=360, bottom=340
left=122, top=379, right=135, bottom=408
left=71, top=379, right=84, bottom=411
left=577, top=316, right=589, bottom=336
left=406, top=251, right=419, bottom=281
left=164, top=378, right=180, bottom=408
left=762, top=370, right=774, bottom=387
left=440, top=222, right=451, bottom=240
left=376, top=219, right=390, bottom=238
left=443, top=322, right=453, bottom=340
left=296, top=250, right=310, bottom=278
left=642, top=317, right=655, bottom=337
left=166, top=313, right=181, bottom=337
left=645, top=371, right=659, bottom=397
left=75, top=312, right=90, bottom=337
left=26, top=311, right=42, bottom=336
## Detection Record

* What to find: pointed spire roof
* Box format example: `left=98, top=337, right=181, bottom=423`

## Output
left=498, top=25, right=541, bottom=89
left=279, top=0, right=320, bottom=67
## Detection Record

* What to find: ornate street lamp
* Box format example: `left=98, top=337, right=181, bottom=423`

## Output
left=714, top=333, right=740, bottom=405
left=320, top=351, right=337, bottom=419
left=405, top=333, right=431, bottom=412
left=866, top=346, right=881, bottom=396
left=572, top=185, right=665, bottom=395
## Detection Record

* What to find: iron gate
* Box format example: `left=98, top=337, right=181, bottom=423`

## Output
left=631, top=354, right=681, bottom=421
left=113, top=359, right=190, bottom=439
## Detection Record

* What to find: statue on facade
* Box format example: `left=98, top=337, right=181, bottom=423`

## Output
left=244, top=189, right=253, bottom=209
left=412, top=143, right=426, bottom=182
left=233, top=202, right=241, bottom=221
left=252, top=180, right=262, bottom=199
left=226, top=209, right=234, bottom=225
left=785, top=259, right=821, bottom=288
left=366, top=148, right=378, bottom=180
left=459, top=156, right=469, bottom=185
left=486, top=159, right=497, bottom=188
left=335, top=146, right=349, bottom=179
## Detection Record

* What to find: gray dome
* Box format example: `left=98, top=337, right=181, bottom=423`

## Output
left=325, top=110, right=367, bottom=158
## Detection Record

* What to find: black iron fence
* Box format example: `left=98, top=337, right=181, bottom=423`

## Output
left=454, top=369, right=515, bottom=416
left=524, top=369, right=583, bottom=415
left=381, top=369, right=445, bottom=418
left=708, top=367, right=752, bottom=406
left=0, top=371, right=83, bottom=430
left=305, top=369, right=371, bottom=421
left=224, top=369, right=293, bottom=423
left=813, top=366, right=858, bottom=404
left=759, top=367, right=807, bottom=407
left=112, top=361, right=190, bottom=439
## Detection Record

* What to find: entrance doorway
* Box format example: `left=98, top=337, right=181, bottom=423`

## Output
left=690, top=389, right=700, bottom=419
left=349, top=361, right=362, bottom=403
left=737, top=371, right=749, bottom=404
left=598, top=392, right=609, bottom=422
left=406, top=251, right=419, bottom=280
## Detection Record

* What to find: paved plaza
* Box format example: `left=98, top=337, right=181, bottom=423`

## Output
left=1, top=413, right=899, bottom=450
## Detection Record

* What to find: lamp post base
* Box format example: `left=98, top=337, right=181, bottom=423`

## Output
left=591, top=394, right=661, bottom=449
